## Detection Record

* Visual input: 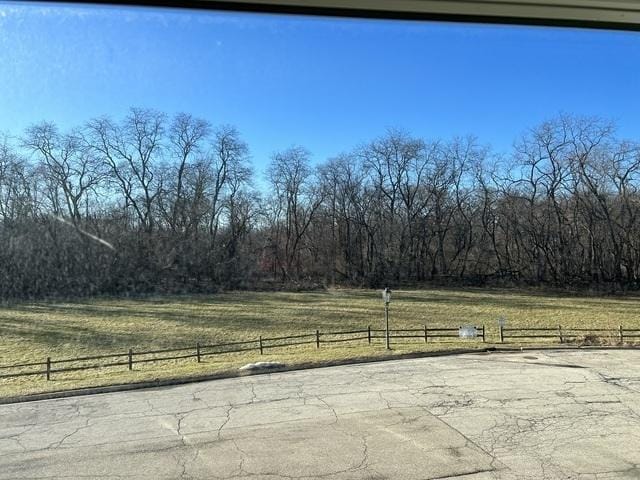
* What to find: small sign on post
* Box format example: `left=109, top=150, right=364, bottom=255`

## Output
left=498, top=317, right=506, bottom=343
left=382, top=288, right=391, bottom=304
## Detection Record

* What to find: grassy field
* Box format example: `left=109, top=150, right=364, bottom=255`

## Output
left=1, top=287, right=639, bottom=398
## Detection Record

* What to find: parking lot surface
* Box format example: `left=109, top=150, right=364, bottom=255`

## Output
left=1, top=349, right=639, bottom=479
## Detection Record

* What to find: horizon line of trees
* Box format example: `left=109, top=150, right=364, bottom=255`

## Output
left=1, top=108, right=640, bottom=299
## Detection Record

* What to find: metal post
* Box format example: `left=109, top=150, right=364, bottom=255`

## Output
left=385, top=303, right=390, bottom=350
left=128, top=348, right=133, bottom=370
left=558, top=325, right=563, bottom=344
left=259, top=336, right=264, bottom=355
left=196, top=342, right=201, bottom=363
left=619, top=325, right=624, bottom=344
left=316, top=330, right=320, bottom=348
left=424, top=325, right=428, bottom=343
left=46, top=357, right=51, bottom=381
left=499, top=325, right=504, bottom=343
left=482, top=325, right=486, bottom=343
left=367, top=325, right=371, bottom=344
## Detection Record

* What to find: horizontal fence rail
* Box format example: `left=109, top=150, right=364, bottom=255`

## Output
left=1, top=324, right=637, bottom=382
left=369, top=326, right=485, bottom=342
left=499, top=325, right=640, bottom=344
left=0, top=324, right=484, bottom=381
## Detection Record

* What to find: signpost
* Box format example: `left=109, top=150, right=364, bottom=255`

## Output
left=498, top=316, right=506, bottom=342
left=382, top=288, right=391, bottom=350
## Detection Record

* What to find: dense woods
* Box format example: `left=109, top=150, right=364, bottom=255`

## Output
left=1, top=109, right=639, bottom=299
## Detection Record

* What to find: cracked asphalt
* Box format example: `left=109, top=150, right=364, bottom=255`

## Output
left=1, top=349, right=640, bottom=479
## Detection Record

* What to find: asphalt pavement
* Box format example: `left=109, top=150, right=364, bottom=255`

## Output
left=1, top=349, right=639, bottom=479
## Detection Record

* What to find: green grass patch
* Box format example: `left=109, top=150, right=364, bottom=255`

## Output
left=1, top=287, right=639, bottom=398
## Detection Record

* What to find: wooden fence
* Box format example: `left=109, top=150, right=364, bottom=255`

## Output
left=0, top=325, right=485, bottom=381
left=499, top=325, right=640, bottom=343
left=3, top=324, right=637, bottom=382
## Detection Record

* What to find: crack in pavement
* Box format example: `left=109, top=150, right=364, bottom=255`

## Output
left=2, top=350, right=640, bottom=479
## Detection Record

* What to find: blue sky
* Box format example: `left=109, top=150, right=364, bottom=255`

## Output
left=1, top=2, right=639, bottom=171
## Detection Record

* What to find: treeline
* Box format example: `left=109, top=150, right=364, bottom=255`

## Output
left=1, top=109, right=639, bottom=299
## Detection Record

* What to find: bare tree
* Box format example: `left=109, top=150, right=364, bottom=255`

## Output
left=164, top=113, right=211, bottom=233
left=267, top=146, right=324, bottom=280
left=23, top=122, right=103, bottom=223
left=86, top=108, right=165, bottom=233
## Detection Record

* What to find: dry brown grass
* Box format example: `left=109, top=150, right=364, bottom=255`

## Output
left=1, top=287, right=639, bottom=398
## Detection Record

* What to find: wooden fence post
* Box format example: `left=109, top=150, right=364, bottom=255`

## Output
left=196, top=342, right=201, bottom=363
left=259, top=336, right=263, bottom=355
left=128, top=348, right=133, bottom=370
left=499, top=325, right=504, bottom=343
left=316, top=330, right=320, bottom=348
left=367, top=325, right=371, bottom=344
left=424, top=325, right=428, bottom=343
left=481, top=325, right=486, bottom=343
left=558, top=325, right=563, bottom=344
left=46, top=357, right=51, bottom=381
left=619, top=325, right=624, bottom=344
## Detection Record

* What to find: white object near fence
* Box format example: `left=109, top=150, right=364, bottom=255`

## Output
left=459, top=325, right=477, bottom=339
left=239, top=361, right=286, bottom=372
